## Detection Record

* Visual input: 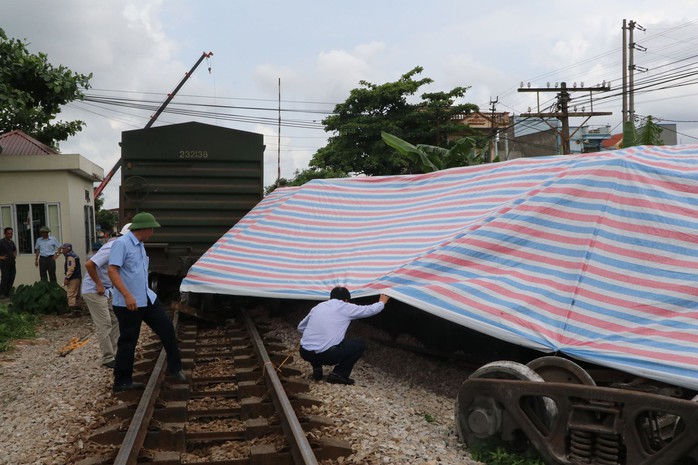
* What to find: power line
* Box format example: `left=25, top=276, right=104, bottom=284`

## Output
left=87, top=88, right=340, bottom=107
left=81, top=95, right=327, bottom=130
left=493, top=19, right=698, bottom=121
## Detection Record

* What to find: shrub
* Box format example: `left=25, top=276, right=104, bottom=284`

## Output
left=0, top=303, right=37, bottom=351
left=10, top=281, right=68, bottom=314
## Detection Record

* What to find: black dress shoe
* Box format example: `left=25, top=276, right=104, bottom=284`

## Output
left=168, top=370, right=187, bottom=382
left=312, top=368, right=324, bottom=381
left=326, top=372, right=355, bottom=385
left=102, top=360, right=115, bottom=369
left=112, top=382, right=145, bottom=393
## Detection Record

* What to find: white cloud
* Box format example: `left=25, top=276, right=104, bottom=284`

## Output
left=3, top=0, right=698, bottom=208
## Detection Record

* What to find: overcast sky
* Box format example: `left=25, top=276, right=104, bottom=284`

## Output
left=4, top=1, right=698, bottom=208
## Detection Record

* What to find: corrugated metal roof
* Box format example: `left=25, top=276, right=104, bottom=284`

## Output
left=0, top=130, right=59, bottom=155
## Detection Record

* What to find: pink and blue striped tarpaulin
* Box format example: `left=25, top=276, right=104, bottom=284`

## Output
left=181, top=145, right=698, bottom=389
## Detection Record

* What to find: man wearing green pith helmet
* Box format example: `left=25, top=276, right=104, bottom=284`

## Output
left=107, top=212, right=186, bottom=392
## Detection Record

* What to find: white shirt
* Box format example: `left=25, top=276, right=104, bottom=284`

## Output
left=81, top=239, right=116, bottom=296
left=297, top=298, right=385, bottom=352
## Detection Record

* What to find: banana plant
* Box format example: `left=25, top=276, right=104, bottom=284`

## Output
left=381, top=131, right=486, bottom=173
left=622, top=115, right=663, bottom=148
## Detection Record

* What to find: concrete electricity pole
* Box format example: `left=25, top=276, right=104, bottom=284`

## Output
left=626, top=19, right=647, bottom=124
left=490, top=96, right=499, bottom=161
left=622, top=19, right=628, bottom=122
left=519, top=82, right=611, bottom=154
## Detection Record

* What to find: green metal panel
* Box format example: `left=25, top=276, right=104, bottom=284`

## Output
left=119, top=122, right=265, bottom=276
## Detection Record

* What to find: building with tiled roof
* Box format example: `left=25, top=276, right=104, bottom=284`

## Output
left=0, top=130, right=59, bottom=155
left=602, top=133, right=624, bottom=150
left=0, top=131, right=104, bottom=289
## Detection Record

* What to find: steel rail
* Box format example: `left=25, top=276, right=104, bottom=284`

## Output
left=112, top=310, right=180, bottom=465
left=241, top=310, right=318, bottom=465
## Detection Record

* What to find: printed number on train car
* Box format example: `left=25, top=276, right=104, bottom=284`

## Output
left=179, top=150, right=209, bottom=159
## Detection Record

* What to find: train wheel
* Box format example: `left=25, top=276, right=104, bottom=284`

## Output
left=455, top=361, right=557, bottom=455
left=526, top=356, right=596, bottom=385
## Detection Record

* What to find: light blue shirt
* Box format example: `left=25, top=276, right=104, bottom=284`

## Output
left=35, top=235, right=61, bottom=257
left=108, top=231, right=157, bottom=307
left=81, top=239, right=116, bottom=296
left=297, top=298, right=384, bottom=352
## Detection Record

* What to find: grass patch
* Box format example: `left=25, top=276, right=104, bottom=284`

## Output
left=0, top=303, right=38, bottom=352
left=469, top=443, right=545, bottom=465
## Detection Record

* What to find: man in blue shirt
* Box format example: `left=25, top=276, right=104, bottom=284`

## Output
left=298, top=287, right=389, bottom=385
left=107, top=212, right=185, bottom=392
left=34, top=226, right=61, bottom=283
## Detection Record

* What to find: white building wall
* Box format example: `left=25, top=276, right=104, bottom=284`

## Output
left=0, top=154, right=103, bottom=289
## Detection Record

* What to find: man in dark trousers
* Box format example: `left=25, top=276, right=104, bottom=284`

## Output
left=0, top=227, right=17, bottom=298
left=298, top=287, right=389, bottom=385
left=107, top=212, right=186, bottom=392
left=34, top=226, right=61, bottom=282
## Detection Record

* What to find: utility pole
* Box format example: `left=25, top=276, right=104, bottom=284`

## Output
left=518, top=82, right=611, bottom=154
left=627, top=20, right=647, bottom=123
left=622, top=19, right=628, bottom=122
left=490, top=96, right=498, bottom=162
left=277, top=77, right=281, bottom=182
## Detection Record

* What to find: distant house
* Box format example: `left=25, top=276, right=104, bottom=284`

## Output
left=451, top=111, right=514, bottom=161
left=602, top=133, right=624, bottom=151
left=510, top=116, right=560, bottom=158
left=569, top=125, right=612, bottom=154
left=0, top=130, right=104, bottom=288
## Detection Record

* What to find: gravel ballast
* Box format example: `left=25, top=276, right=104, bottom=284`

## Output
left=0, top=308, right=482, bottom=464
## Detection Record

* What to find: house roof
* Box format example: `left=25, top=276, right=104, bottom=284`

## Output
left=602, top=133, right=623, bottom=149
left=0, top=130, right=59, bottom=155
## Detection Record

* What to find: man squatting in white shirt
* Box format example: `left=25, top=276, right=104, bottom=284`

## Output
left=297, top=286, right=390, bottom=385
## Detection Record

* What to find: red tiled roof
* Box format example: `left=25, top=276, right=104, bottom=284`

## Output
left=0, top=130, right=59, bottom=155
left=602, top=133, right=623, bottom=149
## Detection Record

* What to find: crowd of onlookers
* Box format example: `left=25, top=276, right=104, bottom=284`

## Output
left=0, top=225, right=82, bottom=306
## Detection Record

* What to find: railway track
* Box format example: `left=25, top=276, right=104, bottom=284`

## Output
left=76, top=304, right=351, bottom=465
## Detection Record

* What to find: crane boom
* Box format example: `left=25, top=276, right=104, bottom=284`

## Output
left=94, top=51, right=213, bottom=199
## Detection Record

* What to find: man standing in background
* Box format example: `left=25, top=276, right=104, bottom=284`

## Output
left=61, top=243, right=82, bottom=309
left=81, top=224, right=130, bottom=369
left=34, top=226, right=60, bottom=283
left=0, top=227, right=17, bottom=298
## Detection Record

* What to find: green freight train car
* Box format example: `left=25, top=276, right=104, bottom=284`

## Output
left=119, top=121, right=264, bottom=295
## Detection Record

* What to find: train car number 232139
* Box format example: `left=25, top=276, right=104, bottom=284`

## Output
left=179, top=150, right=209, bottom=159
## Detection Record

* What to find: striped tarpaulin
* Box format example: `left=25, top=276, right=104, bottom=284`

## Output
left=181, top=145, right=698, bottom=389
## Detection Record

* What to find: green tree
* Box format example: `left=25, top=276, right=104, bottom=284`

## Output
left=94, top=195, right=118, bottom=233
left=0, top=28, right=92, bottom=148
left=306, top=67, right=479, bottom=178
left=622, top=116, right=664, bottom=148
left=265, top=167, right=347, bottom=195
left=635, top=116, right=664, bottom=146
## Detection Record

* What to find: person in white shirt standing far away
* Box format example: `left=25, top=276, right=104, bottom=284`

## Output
left=297, top=287, right=390, bottom=385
